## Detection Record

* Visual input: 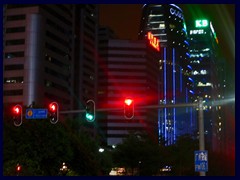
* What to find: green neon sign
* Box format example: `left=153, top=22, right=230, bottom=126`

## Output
left=195, top=19, right=209, bottom=28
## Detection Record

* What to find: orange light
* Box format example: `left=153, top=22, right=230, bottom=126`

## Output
left=147, top=32, right=160, bottom=51
left=125, top=99, right=133, bottom=106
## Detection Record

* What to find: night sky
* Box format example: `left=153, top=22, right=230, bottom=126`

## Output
left=99, top=4, right=235, bottom=92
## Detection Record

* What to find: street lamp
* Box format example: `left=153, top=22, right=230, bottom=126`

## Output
left=60, top=162, right=68, bottom=176
left=99, top=148, right=104, bottom=153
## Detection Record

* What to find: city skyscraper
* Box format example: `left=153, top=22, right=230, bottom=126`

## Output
left=3, top=5, right=99, bottom=126
left=138, top=4, right=196, bottom=145
left=3, top=5, right=73, bottom=112
left=72, top=5, right=99, bottom=112
left=98, top=28, right=160, bottom=145
left=187, top=19, right=227, bottom=152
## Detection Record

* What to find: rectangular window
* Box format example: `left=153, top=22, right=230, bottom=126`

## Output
left=45, top=43, right=66, bottom=56
left=4, top=89, right=23, bottom=96
left=46, top=31, right=68, bottom=47
left=5, top=27, right=25, bottom=33
left=4, top=77, right=24, bottom=83
left=5, top=39, right=25, bottom=46
left=4, top=64, right=24, bottom=70
left=6, top=14, right=26, bottom=21
left=5, top=51, right=24, bottom=58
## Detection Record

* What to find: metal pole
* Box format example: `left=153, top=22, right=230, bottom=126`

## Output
left=59, top=103, right=199, bottom=114
left=60, top=101, right=205, bottom=175
left=198, top=97, right=206, bottom=176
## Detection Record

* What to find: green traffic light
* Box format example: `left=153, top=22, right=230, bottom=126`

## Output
left=86, top=113, right=94, bottom=122
left=85, top=99, right=95, bottom=122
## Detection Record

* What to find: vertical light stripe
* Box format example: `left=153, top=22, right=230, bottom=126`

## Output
left=164, top=47, right=167, bottom=142
left=180, top=66, right=182, bottom=92
left=173, top=48, right=176, bottom=141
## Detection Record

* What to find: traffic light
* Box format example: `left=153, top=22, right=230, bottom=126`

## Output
left=48, top=102, right=59, bottom=124
left=124, top=98, right=134, bottom=119
left=13, top=105, right=22, bottom=126
left=16, top=164, right=22, bottom=175
left=85, top=99, right=95, bottom=122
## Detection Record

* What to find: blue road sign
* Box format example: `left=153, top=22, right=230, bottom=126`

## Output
left=195, top=150, right=208, bottom=172
left=26, top=109, right=48, bottom=119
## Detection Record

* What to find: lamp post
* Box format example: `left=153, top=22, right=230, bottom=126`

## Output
left=60, top=162, right=68, bottom=176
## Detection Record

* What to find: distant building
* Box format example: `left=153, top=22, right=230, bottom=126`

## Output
left=138, top=4, right=196, bottom=145
left=98, top=28, right=160, bottom=145
left=73, top=5, right=99, bottom=112
left=3, top=5, right=73, bottom=111
left=3, top=5, right=98, bottom=126
left=187, top=19, right=227, bottom=152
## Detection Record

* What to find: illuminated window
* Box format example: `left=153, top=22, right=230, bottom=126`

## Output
left=159, top=23, right=165, bottom=29
left=192, top=70, right=198, bottom=75
left=4, top=77, right=23, bottom=84
left=200, top=70, right=207, bottom=75
left=197, top=82, right=212, bottom=87
left=169, top=24, right=175, bottom=29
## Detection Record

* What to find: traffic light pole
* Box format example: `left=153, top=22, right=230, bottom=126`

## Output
left=198, top=98, right=206, bottom=176
left=60, top=98, right=205, bottom=176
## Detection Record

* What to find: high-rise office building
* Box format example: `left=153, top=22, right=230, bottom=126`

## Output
left=98, top=29, right=160, bottom=146
left=72, top=5, right=99, bottom=111
left=3, top=5, right=73, bottom=111
left=3, top=5, right=99, bottom=124
left=187, top=19, right=226, bottom=151
left=138, top=4, right=196, bottom=145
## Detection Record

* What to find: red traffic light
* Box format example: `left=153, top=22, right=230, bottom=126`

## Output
left=124, top=98, right=134, bottom=119
left=12, top=105, right=23, bottom=127
left=124, top=98, right=133, bottom=106
left=49, top=102, right=58, bottom=112
left=48, top=102, right=59, bottom=124
left=13, top=105, right=22, bottom=114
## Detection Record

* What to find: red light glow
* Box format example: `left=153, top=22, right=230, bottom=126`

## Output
left=125, top=99, right=133, bottom=106
left=17, top=165, right=21, bottom=171
left=13, top=105, right=21, bottom=114
left=49, top=102, right=58, bottom=112
left=14, top=107, right=20, bottom=114
left=50, top=105, right=56, bottom=111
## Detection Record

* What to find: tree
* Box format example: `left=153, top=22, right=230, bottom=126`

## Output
left=3, top=116, right=112, bottom=176
left=3, top=117, right=73, bottom=175
left=112, top=132, right=162, bottom=176
left=160, top=134, right=198, bottom=176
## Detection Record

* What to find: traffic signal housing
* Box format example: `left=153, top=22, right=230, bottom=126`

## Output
left=48, top=102, right=59, bottom=124
left=124, top=98, right=134, bottom=119
left=85, top=100, right=95, bottom=122
left=13, top=105, right=23, bottom=126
